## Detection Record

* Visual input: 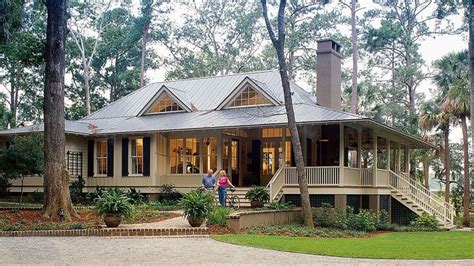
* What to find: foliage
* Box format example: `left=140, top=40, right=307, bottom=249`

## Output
left=258, top=202, right=295, bottom=210
left=207, top=207, right=232, bottom=227
left=245, top=224, right=367, bottom=238
left=86, top=187, right=106, bottom=203
left=410, top=212, right=440, bottom=230
left=312, top=203, right=337, bottom=228
left=126, top=188, right=146, bottom=205
left=69, top=177, right=85, bottom=204
left=32, top=190, right=43, bottom=203
left=0, top=133, right=44, bottom=180
left=95, top=189, right=134, bottom=218
left=180, top=190, right=214, bottom=220
left=244, top=186, right=270, bottom=202
left=159, top=184, right=182, bottom=203
left=214, top=232, right=474, bottom=259
left=144, top=201, right=181, bottom=211
left=0, top=177, right=11, bottom=198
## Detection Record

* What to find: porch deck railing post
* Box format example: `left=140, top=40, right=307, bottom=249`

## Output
left=339, top=123, right=344, bottom=186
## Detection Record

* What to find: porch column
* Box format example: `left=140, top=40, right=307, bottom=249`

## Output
left=387, top=140, right=391, bottom=170
left=339, top=123, right=344, bottom=186
left=406, top=147, right=411, bottom=173
left=373, top=130, right=378, bottom=187
left=282, top=126, right=286, bottom=167
left=217, top=132, right=222, bottom=171
left=397, top=143, right=402, bottom=173
left=357, top=127, right=362, bottom=169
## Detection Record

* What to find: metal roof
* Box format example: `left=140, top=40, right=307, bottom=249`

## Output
left=0, top=120, right=90, bottom=136
left=82, top=70, right=315, bottom=120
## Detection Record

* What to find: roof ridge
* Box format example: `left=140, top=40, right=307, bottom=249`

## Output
left=151, top=69, right=278, bottom=85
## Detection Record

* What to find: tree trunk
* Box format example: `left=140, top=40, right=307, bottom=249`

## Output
left=469, top=0, right=474, bottom=228
left=260, top=0, right=313, bottom=228
left=350, top=0, right=358, bottom=114
left=43, top=0, right=76, bottom=220
left=83, top=62, right=91, bottom=116
left=140, top=21, right=149, bottom=88
left=461, top=116, right=470, bottom=227
left=444, top=125, right=450, bottom=204
left=422, top=157, right=429, bottom=189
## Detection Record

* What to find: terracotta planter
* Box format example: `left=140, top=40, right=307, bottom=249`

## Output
left=250, top=200, right=265, bottom=208
left=188, top=217, right=205, bottom=227
left=104, top=213, right=122, bottom=228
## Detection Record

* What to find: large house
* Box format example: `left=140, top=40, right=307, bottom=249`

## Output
left=0, top=39, right=455, bottom=225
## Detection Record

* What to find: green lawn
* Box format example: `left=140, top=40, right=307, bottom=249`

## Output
left=213, top=232, right=474, bottom=260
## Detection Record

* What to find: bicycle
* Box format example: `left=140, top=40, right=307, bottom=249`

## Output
left=226, top=187, right=240, bottom=210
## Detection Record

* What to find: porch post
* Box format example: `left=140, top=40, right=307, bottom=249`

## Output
left=387, top=140, right=391, bottom=170
left=397, top=143, right=402, bottom=173
left=282, top=126, right=286, bottom=167
left=339, top=123, right=344, bottom=186
left=406, top=147, right=411, bottom=173
left=357, top=127, right=362, bottom=169
left=217, top=131, right=222, bottom=171
left=373, top=130, right=378, bottom=187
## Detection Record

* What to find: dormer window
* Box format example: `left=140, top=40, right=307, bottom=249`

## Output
left=148, top=93, right=184, bottom=113
left=227, top=85, right=272, bottom=108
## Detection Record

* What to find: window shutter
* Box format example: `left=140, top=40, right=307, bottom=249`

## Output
left=143, top=136, right=151, bottom=176
left=87, top=140, right=94, bottom=177
left=107, top=138, right=114, bottom=177
left=122, top=138, right=129, bottom=177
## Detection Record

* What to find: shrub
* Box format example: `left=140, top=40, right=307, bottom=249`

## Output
left=245, top=186, right=270, bottom=202
left=0, top=176, right=11, bottom=198
left=207, top=207, right=231, bottom=226
left=86, top=187, right=106, bottom=203
left=69, top=177, right=85, bottom=204
left=159, top=184, right=182, bottom=203
left=376, top=209, right=391, bottom=230
left=126, top=188, right=146, bottom=204
left=32, top=190, right=43, bottom=203
left=313, top=203, right=336, bottom=228
left=95, top=189, right=134, bottom=218
left=263, top=202, right=295, bottom=210
left=246, top=224, right=367, bottom=238
left=180, top=190, right=214, bottom=220
left=410, top=212, right=439, bottom=229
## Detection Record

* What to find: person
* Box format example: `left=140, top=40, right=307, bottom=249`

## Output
left=201, top=169, right=216, bottom=191
left=216, top=170, right=235, bottom=207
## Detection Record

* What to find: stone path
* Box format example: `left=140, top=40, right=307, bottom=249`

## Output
left=1, top=236, right=473, bottom=265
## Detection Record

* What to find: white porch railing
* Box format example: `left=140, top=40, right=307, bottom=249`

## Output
left=389, top=170, right=455, bottom=225
left=360, top=169, right=373, bottom=186
left=284, top=166, right=340, bottom=185
left=266, top=167, right=285, bottom=202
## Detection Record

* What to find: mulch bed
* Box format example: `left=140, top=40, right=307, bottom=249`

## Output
left=0, top=209, right=180, bottom=231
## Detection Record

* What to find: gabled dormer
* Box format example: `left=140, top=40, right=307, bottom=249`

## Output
left=216, top=77, right=280, bottom=110
left=140, top=85, right=192, bottom=115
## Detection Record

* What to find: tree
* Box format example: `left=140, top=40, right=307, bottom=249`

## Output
left=442, top=74, right=470, bottom=227
left=0, top=134, right=43, bottom=206
left=42, top=0, right=76, bottom=220
left=68, top=0, right=112, bottom=116
left=261, top=0, right=314, bottom=227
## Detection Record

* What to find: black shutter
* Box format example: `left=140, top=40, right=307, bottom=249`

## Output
left=107, top=138, right=114, bottom=177
left=251, top=140, right=261, bottom=185
left=306, top=138, right=312, bottom=166
left=87, top=140, right=94, bottom=177
left=122, top=138, right=129, bottom=177
left=143, top=136, right=151, bottom=176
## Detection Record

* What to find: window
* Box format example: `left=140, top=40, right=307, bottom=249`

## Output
left=67, top=151, right=83, bottom=178
left=148, top=93, right=184, bottom=113
left=96, top=140, right=108, bottom=175
left=344, top=126, right=359, bottom=168
left=278, top=141, right=292, bottom=167
left=203, top=137, right=217, bottom=172
left=262, top=128, right=291, bottom=138
left=130, top=138, right=143, bottom=175
left=227, top=85, right=272, bottom=107
left=185, top=138, right=200, bottom=174
left=170, top=139, right=184, bottom=174
left=262, top=142, right=275, bottom=175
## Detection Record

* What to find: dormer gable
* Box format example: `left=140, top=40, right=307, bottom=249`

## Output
left=217, top=77, right=280, bottom=110
left=140, top=85, right=192, bottom=115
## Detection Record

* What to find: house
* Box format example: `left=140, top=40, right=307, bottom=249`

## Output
left=0, top=39, right=455, bottom=225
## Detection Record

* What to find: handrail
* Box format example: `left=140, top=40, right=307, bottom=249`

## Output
left=398, top=172, right=452, bottom=208
left=267, top=167, right=285, bottom=202
left=389, top=170, right=455, bottom=225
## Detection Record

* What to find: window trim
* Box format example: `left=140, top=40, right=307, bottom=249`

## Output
left=129, top=137, right=144, bottom=177
left=140, top=86, right=192, bottom=116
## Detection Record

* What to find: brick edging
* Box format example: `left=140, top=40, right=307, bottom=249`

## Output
left=0, top=205, right=94, bottom=211
left=0, top=227, right=208, bottom=237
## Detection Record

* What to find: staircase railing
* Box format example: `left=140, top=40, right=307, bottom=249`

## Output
left=389, top=170, right=455, bottom=225
left=266, top=167, right=285, bottom=202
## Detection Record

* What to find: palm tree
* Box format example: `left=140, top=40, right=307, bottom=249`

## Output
left=419, top=100, right=453, bottom=203
left=442, top=78, right=471, bottom=227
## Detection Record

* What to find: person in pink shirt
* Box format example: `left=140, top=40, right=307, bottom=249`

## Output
left=216, top=170, right=235, bottom=207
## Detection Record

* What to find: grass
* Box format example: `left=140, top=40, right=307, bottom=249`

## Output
left=213, top=231, right=474, bottom=260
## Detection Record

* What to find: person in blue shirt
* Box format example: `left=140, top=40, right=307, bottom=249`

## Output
left=201, top=169, right=216, bottom=191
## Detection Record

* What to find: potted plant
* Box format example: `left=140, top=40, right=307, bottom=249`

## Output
left=96, top=189, right=134, bottom=227
left=245, top=186, right=270, bottom=208
left=180, top=190, right=214, bottom=227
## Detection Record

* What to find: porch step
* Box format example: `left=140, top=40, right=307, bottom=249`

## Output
left=212, top=187, right=264, bottom=208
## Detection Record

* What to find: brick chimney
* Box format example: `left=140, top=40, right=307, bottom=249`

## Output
left=316, top=39, right=342, bottom=110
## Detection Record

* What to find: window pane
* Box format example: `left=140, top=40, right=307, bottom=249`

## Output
left=170, top=138, right=183, bottom=174
left=203, top=137, right=217, bottom=172
left=185, top=138, right=200, bottom=174
left=227, top=86, right=272, bottom=107
left=149, top=93, right=184, bottom=113
left=131, top=138, right=143, bottom=175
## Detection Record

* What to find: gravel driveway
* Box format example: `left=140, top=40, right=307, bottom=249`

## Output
left=1, top=236, right=473, bottom=265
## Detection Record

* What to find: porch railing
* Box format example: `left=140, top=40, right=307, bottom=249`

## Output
left=284, top=166, right=340, bottom=185
left=266, top=167, right=285, bottom=202
left=389, top=170, right=455, bottom=225
left=360, top=169, right=373, bottom=186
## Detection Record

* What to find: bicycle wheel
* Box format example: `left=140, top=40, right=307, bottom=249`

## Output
left=231, top=195, right=240, bottom=210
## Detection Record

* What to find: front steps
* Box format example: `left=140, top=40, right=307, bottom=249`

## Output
left=213, top=187, right=254, bottom=208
